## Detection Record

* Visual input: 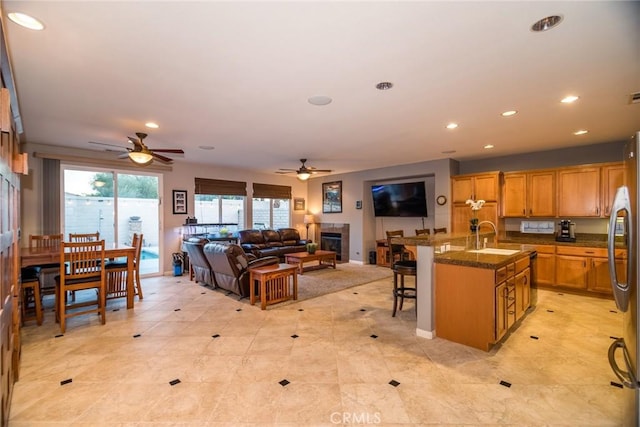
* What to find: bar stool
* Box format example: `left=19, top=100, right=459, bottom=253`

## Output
left=415, top=228, right=430, bottom=236
left=386, top=231, right=417, bottom=317
left=433, top=227, right=447, bottom=234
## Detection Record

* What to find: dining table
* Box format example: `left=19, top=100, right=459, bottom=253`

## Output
left=20, top=243, right=137, bottom=309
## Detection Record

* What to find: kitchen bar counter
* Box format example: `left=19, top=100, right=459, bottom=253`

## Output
left=434, top=243, right=534, bottom=269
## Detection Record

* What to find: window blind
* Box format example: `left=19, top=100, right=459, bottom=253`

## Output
left=194, top=177, right=247, bottom=196
left=252, top=183, right=292, bottom=199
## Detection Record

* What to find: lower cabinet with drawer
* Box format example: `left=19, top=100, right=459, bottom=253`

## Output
left=435, top=254, right=530, bottom=351
left=553, top=246, right=624, bottom=295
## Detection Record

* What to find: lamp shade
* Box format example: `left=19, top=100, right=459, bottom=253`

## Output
left=303, top=214, right=315, bottom=225
left=297, top=172, right=311, bottom=181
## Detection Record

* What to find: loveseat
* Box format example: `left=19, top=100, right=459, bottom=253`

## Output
left=203, top=242, right=279, bottom=298
left=238, top=228, right=308, bottom=259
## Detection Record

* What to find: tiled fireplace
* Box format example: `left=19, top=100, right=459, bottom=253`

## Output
left=317, top=223, right=349, bottom=262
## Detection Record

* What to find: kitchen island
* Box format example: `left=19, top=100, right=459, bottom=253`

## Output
left=392, top=233, right=534, bottom=350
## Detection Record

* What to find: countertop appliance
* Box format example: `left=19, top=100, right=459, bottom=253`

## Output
left=556, top=219, right=576, bottom=242
left=608, top=131, right=640, bottom=426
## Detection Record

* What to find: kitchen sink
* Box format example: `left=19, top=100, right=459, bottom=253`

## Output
left=467, top=248, right=520, bottom=256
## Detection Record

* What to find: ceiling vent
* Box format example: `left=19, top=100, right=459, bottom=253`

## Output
left=631, top=92, right=640, bottom=104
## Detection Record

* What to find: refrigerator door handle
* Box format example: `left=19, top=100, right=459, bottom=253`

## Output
left=608, top=185, right=632, bottom=312
left=608, top=338, right=639, bottom=389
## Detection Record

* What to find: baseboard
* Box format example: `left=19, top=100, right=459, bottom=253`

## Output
left=416, top=328, right=435, bottom=339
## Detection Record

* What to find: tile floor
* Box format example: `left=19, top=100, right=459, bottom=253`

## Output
left=10, top=268, right=625, bottom=426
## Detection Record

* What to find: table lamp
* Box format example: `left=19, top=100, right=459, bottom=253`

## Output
left=303, top=214, right=315, bottom=241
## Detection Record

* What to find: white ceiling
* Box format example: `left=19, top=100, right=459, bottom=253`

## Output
left=2, top=1, right=639, bottom=177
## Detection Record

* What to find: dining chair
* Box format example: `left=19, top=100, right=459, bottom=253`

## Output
left=415, top=228, right=430, bottom=236
left=385, top=230, right=412, bottom=264
left=55, top=240, right=106, bottom=333
left=20, top=269, right=43, bottom=325
left=29, top=233, right=63, bottom=296
left=105, top=233, right=143, bottom=300
left=386, top=231, right=417, bottom=317
left=433, top=227, right=447, bottom=235
left=69, top=232, right=101, bottom=242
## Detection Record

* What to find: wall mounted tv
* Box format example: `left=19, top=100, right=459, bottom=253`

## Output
left=371, top=181, right=428, bottom=217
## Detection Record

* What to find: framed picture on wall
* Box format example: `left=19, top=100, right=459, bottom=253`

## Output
left=172, top=190, right=188, bottom=214
left=322, top=181, right=342, bottom=213
left=294, top=197, right=305, bottom=211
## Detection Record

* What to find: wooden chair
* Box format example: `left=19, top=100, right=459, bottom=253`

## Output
left=29, top=233, right=63, bottom=297
left=415, top=228, right=430, bottom=236
left=105, top=233, right=144, bottom=300
left=386, top=231, right=417, bottom=317
left=385, top=230, right=412, bottom=263
left=433, top=227, right=447, bottom=235
left=55, top=240, right=106, bottom=333
left=69, top=232, right=100, bottom=242
left=20, top=270, right=42, bottom=325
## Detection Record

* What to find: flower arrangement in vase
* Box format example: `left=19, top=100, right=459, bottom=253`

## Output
left=465, top=199, right=485, bottom=232
left=306, top=242, right=318, bottom=254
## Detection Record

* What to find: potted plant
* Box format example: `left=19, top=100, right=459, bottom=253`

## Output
left=306, top=242, right=318, bottom=254
left=465, top=199, right=485, bottom=232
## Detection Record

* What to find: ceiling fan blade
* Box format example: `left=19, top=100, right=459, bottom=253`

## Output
left=151, top=152, right=174, bottom=163
left=278, top=168, right=298, bottom=172
left=117, top=152, right=129, bottom=159
left=275, top=171, right=293, bottom=174
left=89, top=141, right=126, bottom=149
left=310, top=169, right=333, bottom=173
left=150, top=148, right=184, bottom=154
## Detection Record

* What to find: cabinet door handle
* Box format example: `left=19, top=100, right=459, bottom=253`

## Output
left=508, top=310, right=515, bottom=315
left=524, top=276, right=528, bottom=284
left=585, top=251, right=594, bottom=254
left=529, top=208, right=532, bottom=215
left=523, top=209, right=526, bottom=215
left=508, top=297, right=515, bottom=301
left=584, top=260, right=587, bottom=268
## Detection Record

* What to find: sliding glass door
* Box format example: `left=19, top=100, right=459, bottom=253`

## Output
left=62, top=166, right=161, bottom=275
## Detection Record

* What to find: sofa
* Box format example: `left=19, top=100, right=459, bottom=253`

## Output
left=238, top=228, right=308, bottom=259
left=182, top=237, right=216, bottom=287
left=203, top=242, right=279, bottom=298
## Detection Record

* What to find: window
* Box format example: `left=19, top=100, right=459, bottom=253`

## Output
left=194, top=195, right=244, bottom=226
left=193, top=178, right=247, bottom=228
left=252, top=183, right=292, bottom=229
left=252, top=198, right=290, bottom=229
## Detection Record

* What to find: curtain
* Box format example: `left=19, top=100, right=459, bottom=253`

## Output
left=42, top=158, right=60, bottom=234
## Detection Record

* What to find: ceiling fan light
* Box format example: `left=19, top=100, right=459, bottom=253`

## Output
left=129, top=151, right=153, bottom=165
left=297, top=172, right=311, bottom=181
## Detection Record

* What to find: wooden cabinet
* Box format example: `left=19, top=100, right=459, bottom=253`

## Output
left=452, top=201, right=498, bottom=234
left=435, top=255, right=530, bottom=351
left=558, top=166, right=601, bottom=217
left=532, top=244, right=556, bottom=286
left=451, top=172, right=501, bottom=203
left=590, top=255, right=626, bottom=294
left=502, top=170, right=555, bottom=217
left=601, top=163, right=624, bottom=217
left=554, top=246, right=621, bottom=294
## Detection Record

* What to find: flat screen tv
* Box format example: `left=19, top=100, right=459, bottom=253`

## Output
left=371, top=181, right=428, bottom=217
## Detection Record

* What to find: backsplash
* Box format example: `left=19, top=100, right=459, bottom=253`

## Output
left=519, top=221, right=555, bottom=234
left=504, top=218, right=608, bottom=235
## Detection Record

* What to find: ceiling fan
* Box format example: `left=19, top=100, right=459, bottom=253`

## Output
left=276, top=158, right=332, bottom=181
left=89, top=132, right=184, bottom=165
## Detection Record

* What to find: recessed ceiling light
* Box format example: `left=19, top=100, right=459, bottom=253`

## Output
left=561, top=95, right=579, bottom=104
left=308, top=95, right=332, bottom=106
left=501, top=110, right=517, bottom=117
left=145, top=122, right=159, bottom=129
left=484, top=144, right=494, bottom=149
left=531, top=15, right=563, bottom=32
left=199, top=145, right=215, bottom=150
left=446, top=123, right=458, bottom=130
left=8, top=12, right=44, bottom=30
left=573, top=130, right=588, bottom=136
left=375, top=82, right=393, bottom=90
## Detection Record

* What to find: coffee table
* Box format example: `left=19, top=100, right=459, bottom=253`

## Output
left=284, top=250, right=337, bottom=275
left=249, top=263, right=298, bottom=310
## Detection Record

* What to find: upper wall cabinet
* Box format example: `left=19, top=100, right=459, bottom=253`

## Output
left=601, top=163, right=624, bottom=217
left=502, top=170, right=555, bottom=217
left=557, top=166, right=601, bottom=217
left=451, top=172, right=501, bottom=203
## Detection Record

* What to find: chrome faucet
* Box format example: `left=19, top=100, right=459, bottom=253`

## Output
left=476, top=220, right=498, bottom=249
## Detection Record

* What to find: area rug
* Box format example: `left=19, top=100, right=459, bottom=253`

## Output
left=283, top=263, right=393, bottom=304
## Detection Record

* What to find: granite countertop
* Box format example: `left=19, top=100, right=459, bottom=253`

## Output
left=434, top=243, right=534, bottom=269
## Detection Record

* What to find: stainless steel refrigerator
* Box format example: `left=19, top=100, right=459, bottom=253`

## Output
left=608, top=131, right=640, bottom=426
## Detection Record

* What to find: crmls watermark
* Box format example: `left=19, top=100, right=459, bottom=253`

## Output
left=330, top=412, right=382, bottom=424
